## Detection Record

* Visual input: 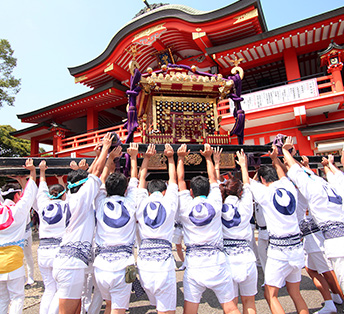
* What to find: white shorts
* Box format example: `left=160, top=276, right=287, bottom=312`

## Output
left=183, top=263, right=235, bottom=304
left=139, top=269, right=176, bottom=312
left=231, top=262, right=258, bottom=297
left=329, top=256, right=344, bottom=294
left=94, top=267, right=131, bottom=310
left=53, top=268, right=85, bottom=299
left=265, top=257, right=302, bottom=288
left=305, top=251, right=332, bottom=274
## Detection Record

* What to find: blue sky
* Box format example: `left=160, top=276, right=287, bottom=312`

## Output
left=0, top=0, right=343, bottom=136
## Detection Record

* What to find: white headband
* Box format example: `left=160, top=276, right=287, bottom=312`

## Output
left=0, top=188, right=22, bottom=196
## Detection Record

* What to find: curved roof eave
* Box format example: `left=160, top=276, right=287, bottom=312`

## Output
left=68, top=0, right=267, bottom=77
left=206, top=6, right=344, bottom=55
left=17, top=80, right=127, bottom=120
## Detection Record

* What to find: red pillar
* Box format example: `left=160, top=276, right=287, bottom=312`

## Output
left=87, top=107, right=98, bottom=131
left=30, top=138, right=39, bottom=156
left=283, top=47, right=301, bottom=82
left=328, top=63, right=344, bottom=93
left=294, top=129, right=313, bottom=156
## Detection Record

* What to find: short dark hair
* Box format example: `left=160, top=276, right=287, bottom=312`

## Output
left=1, top=183, right=22, bottom=201
left=105, top=173, right=128, bottom=196
left=190, top=176, right=210, bottom=197
left=147, top=179, right=167, bottom=194
left=49, top=184, right=65, bottom=199
left=221, top=177, right=243, bottom=201
left=257, top=165, right=278, bottom=183
left=67, top=169, right=88, bottom=194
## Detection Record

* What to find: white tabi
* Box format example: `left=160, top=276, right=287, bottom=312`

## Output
left=222, top=184, right=257, bottom=297
left=93, top=177, right=138, bottom=310
left=53, top=174, right=101, bottom=300
left=288, top=164, right=344, bottom=291
left=136, top=183, right=178, bottom=312
left=178, top=183, right=235, bottom=304
left=36, top=181, right=70, bottom=314
left=0, top=179, right=37, bottom=314
left=249, top=177, right=303, bottom=288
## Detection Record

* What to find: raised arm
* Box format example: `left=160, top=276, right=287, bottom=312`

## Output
left=213, top=146, right=223, bottom=182
left=281, top=136, right=298, bottom=169
left=9, top=176, right=27, bottom=190
left=164, top=144, right=176, bottom=185
left=300, top=155, right=311, bottom=171
left=90, top=132, right=114, bottom=177
left=100, top=146, right=122, bottom=184
left=327, top=154, right=341, bottom=174
left=201, top=144, right=216, bottom=184
left=39, top=160, right=48, bottom=183
left=177, top=144, right=189, bottom=191
left=138, top=144, right=156, bottom=189
left=236, top=149, right=249, bottom=185
left=88, top=143, right=102, bottom=174
left=23, top=158, right=36, bottom=182
left=269, top=145, right=286, bottom=179
left=127, top=142, right=139, bottom=179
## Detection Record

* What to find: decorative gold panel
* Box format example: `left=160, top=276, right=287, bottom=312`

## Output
left=184, top=153, right=202, bottom=166
left=148, top=153, right=167, bottom=170
left=219, top=153, right=236, bottom=169
left=152, top=95, right=218, bottom=144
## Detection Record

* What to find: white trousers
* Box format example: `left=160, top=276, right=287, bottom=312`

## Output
left=257, top=237, right=268, bottom=273
left=38, top=265, right=57, bottom=314
left=23, top=234, right=34, bottom=282
left=0, top=276, right=25, bottom=314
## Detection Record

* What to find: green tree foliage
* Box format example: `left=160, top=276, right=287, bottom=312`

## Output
left=0, top=125, right=30, bottom=157
left=0, top=39, right=21, bottom=107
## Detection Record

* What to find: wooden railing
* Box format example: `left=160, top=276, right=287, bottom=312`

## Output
left=59, top=124, right=129, bottom=153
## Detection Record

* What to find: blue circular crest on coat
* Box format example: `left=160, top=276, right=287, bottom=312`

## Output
left=323, top=185, right=342, bottom=205
left=189, top=202, right=216, bottom=226
left=221, top=203, right=241, bottom=228
left=143, top=201, right=166, bottom=229
left=103, top=200, right=130, bottom=228
left=272, top=188, right=296, bottom=215
left=42, top=203, right=63, bottom=225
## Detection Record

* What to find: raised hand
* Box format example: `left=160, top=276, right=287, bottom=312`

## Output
left=70, top=160, right=79, bottom=170
left=78, top=159, right=89, bottom=170
left=127, top=142, right=138, bottom=158
left=109, top=146, right=123, bottom=160
left=101, top=132, right=114, bottom=150
left=144, top=144, right=156, bottom=159
left=24, top=158, right=35, bottom=171
left=269, top=145, right=278, bottom=161
left=328, top=154, right=334, bottom=165
left=282, top=136, right=294, bottom=151
left=164, top=144, right=174, bottom=158
left=301, top=155, right=310, bottom=168
left=213, top=146, right=223, bottom=165
left=236, top=149, right=247, bottom=169
left=39, top=160, right=48, bottom=171
left=200, top=143, right=213, bottom=159
left=177, top=144, right=189, bottom=158
left=94, top=143, right=102, bottom=158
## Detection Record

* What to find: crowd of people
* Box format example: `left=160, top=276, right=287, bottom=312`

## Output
left=1, top=132, right=344, bottom=314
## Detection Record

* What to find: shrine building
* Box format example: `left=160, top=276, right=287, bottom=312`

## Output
left=12, top=0, right=344, bottom=158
